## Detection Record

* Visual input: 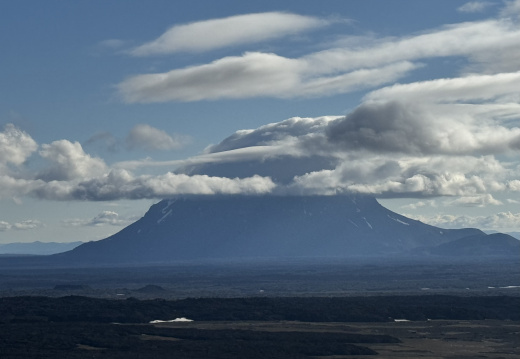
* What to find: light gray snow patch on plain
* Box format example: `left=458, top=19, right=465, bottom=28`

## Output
left=149, top=317, right=194, bottom=323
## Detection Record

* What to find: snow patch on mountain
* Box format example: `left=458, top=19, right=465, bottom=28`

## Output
left=363, top=217, right=373, bottom=229
left=388, top=215, right=410, bottom=226
left=157, top=209, right=172, bottom=224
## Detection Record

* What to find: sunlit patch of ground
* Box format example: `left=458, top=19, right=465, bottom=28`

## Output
left=155, top=319, right=520, bottom=358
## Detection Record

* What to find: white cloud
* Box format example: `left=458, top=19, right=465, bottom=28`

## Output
left=126, top=124, right=189, bottom=151
left=119, top=8, right=520, bottom=103
left=364, top=71, right=520, bottom=104
left=12, top=219, right=43, bottom=230
left=447, top=193, right=503, bottom=207
left=401, top=200, right=437, bottom=210
left=117, top=54, right=417, bottom=103
left=0, top=221, right=11, bottom=231
left=62, top=210, right=128, bottom=227
left=508, top=180, right=520, bottom=191
left=410, top=211, right=520, bottom=231
left=29, top=170, right=276, bottom=201
left=38, top=140, right=108, bottom=181
left=288, top=155, right=509, bottom=198
left=131, top=12, right=329, bottom=56
left=458, top=1, right=494, bottom=13
left=0, top=220, right=44, bottom=231
left=0, top=124, right=38, bottom=166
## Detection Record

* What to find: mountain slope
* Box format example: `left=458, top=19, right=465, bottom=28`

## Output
left=429, top=233, right=520, bottom=256
left=57, top=195, right=487, bottom=264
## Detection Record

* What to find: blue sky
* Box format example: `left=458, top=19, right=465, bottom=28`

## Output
left=1, top=0, right=520, bottom=243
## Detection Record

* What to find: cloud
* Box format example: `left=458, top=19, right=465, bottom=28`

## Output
left=62, top=210, right=128, bottom=227
left=288, top=155, right=509, bottom=198
left=126, top=124, right=189, bottom=151
left=0, top=221, right=11, bottom=231
left=458, top=1, right=495, bottom=13
left=119, top=9, right=520, bottom=103
left=501, top=0, right=520, bottom=18
left=0, top=124, right=38, bottom=166
left=326, top=99, right=520, bottom=156
left=30, top=170, right=276, bottom=201
left=84, top=132, right=119, bottom=153
left=38, top=140, right=108, bottom=181
left=12, top=220, right=43, bottom=230
left=118, top=52, right=418, bottom=103
left=508, top=180, right=520, bottom=191
left=410, top=211, right=520, bottom=231
left=447, top=193, right=503, bottom=207
left=130, top=12, right=329, bottom=56
left=0, top=124, right=276, bottom=201
left=401, top=200, right=437, bottom=210
left=0, top=220, right=44, bottom=231
left=364, top=71, right=520, bottom=104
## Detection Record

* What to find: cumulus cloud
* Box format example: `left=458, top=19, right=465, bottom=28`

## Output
left=12, top=220, right=43, bottom=230
left=410, top=211, right=520, bottom=231
left=28, top=170, right=275, bottom=201
left=326, top=100, right=520, bottom=156
left=0, top=124, right=38, bottom=166
left=131, top=12, right=329, bottom=56
left=119, top=9, right=520, bottom=102
left=62, top=210, right=128, bottom=227
left=38, top=140, right=108, bottom=181
left=447, top=194, right=503, bottom=207
left=0, top=124, right=277, bottom=201
left=0, top=221, right=11, bottom=231
left=0, top=220, right=45, bottom=231
left=288, top=155, right=509, bottom=198
left=126, top=124, right=189, bottom=151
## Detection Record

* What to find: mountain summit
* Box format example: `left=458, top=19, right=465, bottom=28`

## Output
left=56, top=195, right=518, bottom=264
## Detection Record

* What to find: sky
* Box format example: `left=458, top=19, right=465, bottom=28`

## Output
left=1, top=0, right=520, bottom=243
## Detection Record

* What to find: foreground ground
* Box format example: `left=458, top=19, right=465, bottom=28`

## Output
left=1, top=258, right=518, bottom=357
left=0, top=295, right=519, bottom=358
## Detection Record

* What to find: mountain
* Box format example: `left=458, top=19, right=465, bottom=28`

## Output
left=428, top=233, right=520, bottom=256
left=0, top=241, right=83, bottom=256
left=55, top=194, right=507, bottom=264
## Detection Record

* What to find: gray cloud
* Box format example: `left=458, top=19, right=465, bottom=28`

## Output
left=84, top=132, right=120, bottom=153
left=458, top=1, right=495, bottom=13
left=326, top=102, right=438, bottom=155
left=126, top=124, right=189, bottom=151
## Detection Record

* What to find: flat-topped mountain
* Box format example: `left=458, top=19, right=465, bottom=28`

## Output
left=54, top=195, right=518, bottom=264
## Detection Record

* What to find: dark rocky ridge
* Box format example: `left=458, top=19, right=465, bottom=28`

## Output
left=53, top=195, right=518, bottom=264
